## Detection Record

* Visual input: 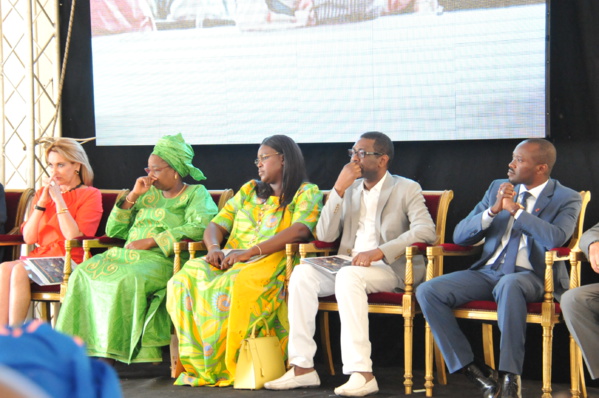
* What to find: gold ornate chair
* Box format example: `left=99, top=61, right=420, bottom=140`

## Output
left=171, top=189, right=234, bottom=274
left=289, top=189, right=454, bottom=395
left=169, top=188, right=234, bottom=377
left=566, top=249, right=592, bottom=398
left=425, top=190, right=590, bottom=398
left=0, top=188, right=35, bottom=261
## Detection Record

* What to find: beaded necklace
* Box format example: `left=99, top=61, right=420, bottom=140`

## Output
left=61, top=183, right=84, bottom=194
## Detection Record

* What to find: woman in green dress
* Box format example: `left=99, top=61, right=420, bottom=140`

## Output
left=56, top=134, right=218, bottom=364
left=167, top=134, right=322, bottom=387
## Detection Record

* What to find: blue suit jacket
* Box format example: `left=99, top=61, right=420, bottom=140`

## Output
left=453, top=179, right=582, bottom=298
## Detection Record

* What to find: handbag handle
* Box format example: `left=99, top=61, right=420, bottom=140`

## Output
left=247, top=317, right=270, bottom=339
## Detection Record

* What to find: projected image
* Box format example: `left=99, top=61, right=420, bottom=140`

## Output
left=90, top=0, right=546, bottom=145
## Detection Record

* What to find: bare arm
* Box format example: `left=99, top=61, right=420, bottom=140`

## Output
left=218, top=222, right=311, bottom=270
left=203, top=222, right=229, bottom=267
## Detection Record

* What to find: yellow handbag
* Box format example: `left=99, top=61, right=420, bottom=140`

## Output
left=234, top=317, right=286, bottom=390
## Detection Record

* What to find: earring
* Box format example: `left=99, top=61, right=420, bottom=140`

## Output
left=175, top=174, right=178, bottom=179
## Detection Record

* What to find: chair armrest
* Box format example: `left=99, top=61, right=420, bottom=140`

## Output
left=82, top=237, right=125, bottom=249
left=569, top=249, right=586, bottom=263
left=299, top=240, right=340, bottom=258
left=538, top=247, right=575, bottom=303
left=188, top=241, right=207, bottom=252
left=0, top=234, right=24, bottom=245
left=173, top=240, right=206, bottom=274
left=408, top=242, right=431, bottom=255
left=82, top=237, right=125, bottom=262
left=569, top=249, right=586, bottom=290
left=425, top=244, right=483, bottom=282
left=427, top=243, right=482, bottom=257
left=549, top=246, right=571, bottom=260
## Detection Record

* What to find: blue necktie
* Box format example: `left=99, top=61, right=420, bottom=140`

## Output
left=493, top=191, right=531, bottom=274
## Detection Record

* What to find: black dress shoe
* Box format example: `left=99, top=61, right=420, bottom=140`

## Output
left=461, top=363, right=499, bottom=398
left=497, top=373, right=520, bottom=398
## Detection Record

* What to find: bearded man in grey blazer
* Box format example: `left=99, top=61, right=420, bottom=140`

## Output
left=561, top=223, right=599, bottom=380
left=265, top=131, right=436, bottom=397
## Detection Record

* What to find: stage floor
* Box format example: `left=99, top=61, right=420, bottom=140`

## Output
left=118, top=360, right=599, bottom=398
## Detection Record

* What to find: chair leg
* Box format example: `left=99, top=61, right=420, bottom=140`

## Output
left=424, top=321, right=435, bottom=397
left=482, top=323, right=495, bottom=369
left=578, top=343, right=587, bottom=398
left=580, top=360, right=588, bottom=398
left=50, top=302, right=61, bottom=327
left=434, top=342, right=447, bottom=385
left=403, top=313, right=414, bottom=395
left=170, top=333, right=184, bottom=379
left=318, top=311, right=335, bottom=375
left=541, top=324, right=554, bottom=398
left=570, top=336, right=581, bottom=398
left=39, top=302, right=49, bottom=322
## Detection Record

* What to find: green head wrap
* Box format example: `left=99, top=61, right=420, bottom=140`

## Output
left=151, top=133, right=206, bottom=181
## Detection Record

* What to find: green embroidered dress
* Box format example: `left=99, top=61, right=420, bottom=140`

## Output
left=167, top=180, right=322, bottom=386
left=56, top=185, right=218, bottom=363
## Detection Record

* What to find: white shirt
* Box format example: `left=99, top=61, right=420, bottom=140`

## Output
left=352, top=173, right=387, bottom=264
left=483, top=180, right=548, bottom=271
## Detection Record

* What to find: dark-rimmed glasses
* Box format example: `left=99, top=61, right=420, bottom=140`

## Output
left=254, top=152, right=281, bottom=166
left=348, top=149, right=383, bottom=158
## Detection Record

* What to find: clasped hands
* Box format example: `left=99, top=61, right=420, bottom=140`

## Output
left=491, top=182, right=521, bottom=217
left=205, top=247, right=254, bottom=270
left=37, top=175, right=65, bottom=207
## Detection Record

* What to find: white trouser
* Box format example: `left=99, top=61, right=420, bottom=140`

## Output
left=287, top=262, right=399, bottom=374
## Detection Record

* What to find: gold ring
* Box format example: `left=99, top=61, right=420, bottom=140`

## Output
left=500, top=190, right=504, bottom=194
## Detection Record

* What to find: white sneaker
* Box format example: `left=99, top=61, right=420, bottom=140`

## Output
left=334, top=373, right=379, bottom=397
left=264, top=367, right=320, bottom=390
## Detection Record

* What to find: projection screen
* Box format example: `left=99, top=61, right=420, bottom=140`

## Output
left=89, top=0, right=547, bottom=145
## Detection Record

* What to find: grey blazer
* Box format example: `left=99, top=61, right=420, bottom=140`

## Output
left=315, top=172, right=436, bottom=288
left=580, top=222, right=599, bottom=259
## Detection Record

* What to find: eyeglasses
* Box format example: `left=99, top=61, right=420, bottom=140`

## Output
left=254, top=152, right=281, bottom=166
left=144, top=165, right=171, bottom=175
left=347, top=149, right=383, bottom=159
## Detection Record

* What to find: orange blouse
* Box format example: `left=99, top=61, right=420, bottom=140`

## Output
left=22, top=186, right=102, bottom=263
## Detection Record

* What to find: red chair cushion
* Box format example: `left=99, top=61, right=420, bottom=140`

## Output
left=4, top=191, right=23, bottom=232
left=30, top=283, right=60, bottom=293
left=439, top=243, right=475, bottom=252
left=98, top=193, right=120, bottom=235
left=319, top=291, right=406, bottom=306
left=0, top=234, right=24, bottom=243
left=313, top=240, right=340, bottom=249
left=550, top=247, right=570, bottom=257
left=423, top=194, right=441, bottom=220
left=411, top=242, right=429, bottom=252
left=97, top=236, right=126, bottom=245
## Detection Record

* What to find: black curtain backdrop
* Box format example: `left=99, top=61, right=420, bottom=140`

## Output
left=58, top=0, right=599, bottom=385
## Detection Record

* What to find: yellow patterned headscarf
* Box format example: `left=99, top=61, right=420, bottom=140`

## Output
left=151, top=133, right=206, bottom=181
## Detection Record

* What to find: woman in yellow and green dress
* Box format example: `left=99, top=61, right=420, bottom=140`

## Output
left=167, top=134, right=322, bottom=386
left=56, top=134, right=218, bottom=364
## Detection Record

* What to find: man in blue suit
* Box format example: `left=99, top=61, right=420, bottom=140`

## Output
left=417, top=139, right=581, bottom=398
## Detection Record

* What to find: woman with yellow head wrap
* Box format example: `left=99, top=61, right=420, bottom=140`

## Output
left=56, top=134, right=218, bottom=364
